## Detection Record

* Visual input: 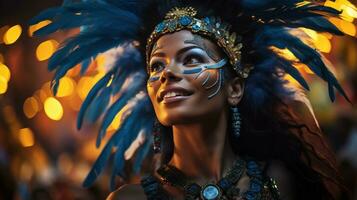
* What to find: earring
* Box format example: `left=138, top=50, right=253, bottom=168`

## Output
left=152, top=119, right=162, bottom=154
left=230, top=107, right=241, bottom=138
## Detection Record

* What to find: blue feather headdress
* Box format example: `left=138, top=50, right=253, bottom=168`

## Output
left=30, top=0, right=352, bottom=191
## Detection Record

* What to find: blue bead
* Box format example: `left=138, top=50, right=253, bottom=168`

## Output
left=245, top=191, right=255, bottom=200
left=246, top=161, right=259, bottom=170
left=179, top=16, right=192, bottom=26
left=155, top=22, right=165, bottom=33
left=218, top=178, right=230, bottom=190
left=186, top=183, right=200, bottom=194
left=202, top=185, right=219, bottom=200
left=250, top=181, right=262, bottom=192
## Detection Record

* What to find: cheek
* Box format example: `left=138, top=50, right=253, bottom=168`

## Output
left=147, top=82, right=156, bottom=101
left=188, top=69, right=223, bottom=99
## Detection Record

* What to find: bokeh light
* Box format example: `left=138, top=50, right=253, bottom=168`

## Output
left=36, top=40, right=59, bottom=61
left=23, top=97, right=39, bottom=119
left=44, top=97, right=63, bottom=121
left=0, top=63, right=11, bottom=82
left=325, top=0, right=357, bottom=22
left=329, top=18, right=356, bottom=36
left=3, top=25, right=22, bottom=45
left=76, top=76, right=94, bottom=100
left=56, top=77, right=75, bottom=98
left=0, top=76, right=8, bottom=94
left=28, top=20, right=51, bottom=37
left=18, top=128, right=35, bottom=147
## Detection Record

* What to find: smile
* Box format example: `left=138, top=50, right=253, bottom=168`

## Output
left=158, top=87, right=193, bottom=104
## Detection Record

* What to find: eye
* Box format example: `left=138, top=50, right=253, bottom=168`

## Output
left=183, top=54, right=204, bottom=66
left=150, top=61, right=165, bottom=73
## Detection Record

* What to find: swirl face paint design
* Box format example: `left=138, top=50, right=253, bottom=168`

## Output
left=148, top=59, right=227, bottom=99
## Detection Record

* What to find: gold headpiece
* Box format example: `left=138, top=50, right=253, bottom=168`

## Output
left=146, top=7, right=251, bottom=78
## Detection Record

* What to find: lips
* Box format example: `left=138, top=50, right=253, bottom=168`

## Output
left=158, top=86, right=193, bottom=103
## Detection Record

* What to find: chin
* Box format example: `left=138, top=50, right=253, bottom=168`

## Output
left=156, top=107, right=208, bottom=126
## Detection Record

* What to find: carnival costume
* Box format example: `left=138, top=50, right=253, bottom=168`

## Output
left=31, top=0, right=353, bottom=199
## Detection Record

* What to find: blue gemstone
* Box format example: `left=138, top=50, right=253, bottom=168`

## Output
left=202, top=185, right=219, bottom=200
left=218, top=178, right=230, bottom=190
left=246, top=161, right=258, bottom=170
left=186, top=183, right=201, bottom=194
left=192, top=24, right=201, bottom=31
left=155, top=22, right=165, bottom=33
left=203, top=17, right=211, bottom=24
left=245, top=191, right=255, bottom=200
left=179, top=16, right=192, bottom=26
left=250, top=181, right=262, bottom=192
left=168, top=21, right=177, bottom=31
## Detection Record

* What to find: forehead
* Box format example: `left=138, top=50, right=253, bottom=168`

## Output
left=154, top=30, right=195, bottom=50
left=152, top=30, right=223, bottom=60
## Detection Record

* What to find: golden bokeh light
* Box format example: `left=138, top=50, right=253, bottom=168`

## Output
left=0, top=63, right=11, bottom=82
left=300, top=28, right=332, bottom=53
left=23, top=97, right=39, bottom=119
left=76, top=76, right=94, bottom=100
left=316, top=34, right=332, bottom=53
left=19, top=128, right=35, bottom=147
left=34, top=89, right=48, bottom=104
left=0, top=26, right=9, bottom=44
left=44, top=97, right=64, bottom=121
left=344, top=5, right=357, bottom=19
left=330, top=18, right=356, bottom=36
left=270, top=47, right=314, bottom=75
left=36, top=40, right=59, bottom=61
left=56, top=77, right=75, bottom=97
left=325, top=0, right=357, bottom=22
left=3, top=25, right=22, bottom=45
left=0, top=76, right=8, bottom=94
left=28, top=20, right=51, bottom=37
left=108, top=111, right=123, bottom=131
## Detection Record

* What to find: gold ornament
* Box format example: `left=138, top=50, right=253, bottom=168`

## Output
left=146, top=7, right=252, bottom=78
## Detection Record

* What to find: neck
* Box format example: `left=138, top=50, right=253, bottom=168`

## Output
left=168, top=110, right=236, bottom=183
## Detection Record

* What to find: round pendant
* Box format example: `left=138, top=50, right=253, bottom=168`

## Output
left=201, top=184, right=222, bottom=200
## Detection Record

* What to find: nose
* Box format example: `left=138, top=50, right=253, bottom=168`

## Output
left=159, top=63, right=182, bottom=83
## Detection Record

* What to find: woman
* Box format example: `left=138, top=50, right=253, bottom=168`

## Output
left=31, top=0, right=352, bottom=199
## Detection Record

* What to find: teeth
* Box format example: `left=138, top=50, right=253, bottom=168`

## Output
left=164, top=91, right=183, bottom=98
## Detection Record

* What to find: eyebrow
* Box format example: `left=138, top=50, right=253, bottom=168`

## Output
left=151, top=43, right=161, bottom=54
left=150, top=45, right=204, bottom=59
left=176, top=45, right=204, bottom=58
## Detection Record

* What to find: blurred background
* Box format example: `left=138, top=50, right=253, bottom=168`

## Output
left=0, top=0, right=356, bottom=200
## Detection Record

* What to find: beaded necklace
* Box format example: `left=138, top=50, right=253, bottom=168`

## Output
left=141, top=159, right=280, bottom=200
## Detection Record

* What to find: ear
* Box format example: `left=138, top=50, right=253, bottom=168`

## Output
left=227, top=77, right=244, bottom=106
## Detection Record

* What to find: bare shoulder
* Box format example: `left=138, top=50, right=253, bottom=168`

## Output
left=106, top=184, right=147, bottom=200
left=266, top=160, right=296, bottom=200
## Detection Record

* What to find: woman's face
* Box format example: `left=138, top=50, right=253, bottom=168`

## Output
left=147, top=30, right=232, bottom=126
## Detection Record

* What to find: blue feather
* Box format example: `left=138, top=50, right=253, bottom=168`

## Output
left=87, top=86, right=112, bottom=123
left=108, top=98, right=152, bottom=190
left=97, top=73, right=146, bottom=147
left=133, top=121, right=154, bottom=173
left=82, top=137, right=115, bottom=188
left=253, top=26, right=350, bottom=102
left=80, top=58, right=92, bottom=75
left=77, top=72, right=113, bottom=129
